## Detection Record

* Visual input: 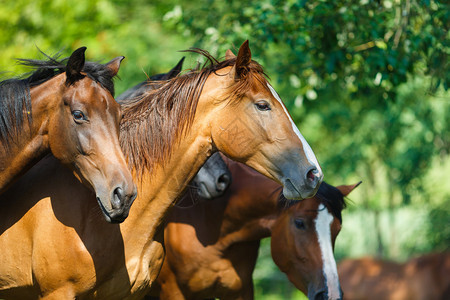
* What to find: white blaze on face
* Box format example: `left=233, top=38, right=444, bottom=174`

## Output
left=315, top=204, right=341, bottom=299
left=267, top=84, right=322, bottom=174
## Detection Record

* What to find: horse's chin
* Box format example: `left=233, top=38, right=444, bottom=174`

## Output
left=197, top=182, right=214, bottom=200
left=282, top=179, right=303, bottom=200
left=282, top=178, right=321, bottom=200
left=96, top=197, right=126, bottom=224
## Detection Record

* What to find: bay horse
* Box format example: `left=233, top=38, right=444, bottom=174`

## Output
left=0, top=41, right=323, bottom=299
left=338, top=252, right=450, bottom=300
left=116, top=57, right=185, bottom=102
left=147, top=156, right=358, bottom=300
left=117, top=58, right=231, bottom=200
left=0, top=47, right=136, bottom=222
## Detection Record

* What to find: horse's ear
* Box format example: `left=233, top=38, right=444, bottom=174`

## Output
left=235, top=40, right=251, bottom=78
left=336, top=181, right=362, bottom=197
left=225, top=49, right=236, bottom=60
left=163, top=56, right=185, bottom=80
left=66, top=47, right=86, bottom=85
left=229, top=40, right=251, bottom=79
left=105, top=56, right=125, bottom=77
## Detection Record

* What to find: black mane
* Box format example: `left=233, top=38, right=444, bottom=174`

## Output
left=278, top=181, right=347, bottom=223
left=0, top=51, right=116, bottom=148
left=315, top=181, right=347, bottom=223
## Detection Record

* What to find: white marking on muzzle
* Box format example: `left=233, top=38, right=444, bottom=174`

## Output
left=267, top=84, right=322, bottom=174
left=315, top=204, right=341, bottom=300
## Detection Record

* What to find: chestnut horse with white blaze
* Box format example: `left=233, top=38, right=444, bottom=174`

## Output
left=0, top=47, right=136, bottom=222
left=0, top=41, right=322, bottom=299
left=146, top=157, right=358, bottom=300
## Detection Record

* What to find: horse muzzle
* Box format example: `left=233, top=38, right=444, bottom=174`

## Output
left=97, top=184, right=137, bottom=223
left=282, top=165, right=323, bottom=200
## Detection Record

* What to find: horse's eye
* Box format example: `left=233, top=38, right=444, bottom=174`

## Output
left=72, top=110, right=86, bottom=122
left=294, top=219, right=306, bottom=230
left=255, top=101, right=271, bottom=111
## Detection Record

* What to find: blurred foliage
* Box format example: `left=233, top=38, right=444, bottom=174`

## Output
left=0, top=0, right=193, bottom=94
left=0, top=0, right=449, bottom=298
left=173, top=0, right=449, bottom=95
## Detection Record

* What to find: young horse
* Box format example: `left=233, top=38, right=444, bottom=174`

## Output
left=338, top=252, right=450, bottom=300
left=117, top=58, right=231, bottom=199
left=0, top=41, right=323, bottom=299
left=148, top=157, right=358, bottom=300
left=0, top=47, right=136, bottom=222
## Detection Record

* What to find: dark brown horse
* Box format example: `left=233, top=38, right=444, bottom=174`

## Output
left=0, top=41, right=322, bottom=299
left=0, top=47, right=136, bottom=222
left=149, top=156, right=359, bottom=300
left=338, top=252, right=450, bottom=300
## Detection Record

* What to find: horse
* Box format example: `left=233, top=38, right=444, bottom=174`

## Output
left=116, top=57, right=185, bottom=102
left=338, top=252, right=450, bottom=300
left=0, top=40, right=323, bottom=299
left=189, top=152, right=231, bottom=199
left=146, top=156, right=358, bottom=300
left=117, top=58, right=231, bottom=199
left=0, top=47, right=136, bottom=222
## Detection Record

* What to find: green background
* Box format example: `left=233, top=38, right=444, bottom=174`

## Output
left=1, top=0, right=448, bottom=298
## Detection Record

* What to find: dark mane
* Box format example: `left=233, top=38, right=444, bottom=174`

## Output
left=278, top=181, right=347, bottom=223
left=0, top=51, right=117, bottom=148
left=119, top=48, right=269, bottom=175
left=315, top=181, right=347, bottom=223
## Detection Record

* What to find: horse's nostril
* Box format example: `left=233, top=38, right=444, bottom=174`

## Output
left=306, top=168, right=320, bottom=186
left=112, top=187, right=124, bottom=209
left=216, top=174, right=231, bottom=191
left=307, top=168, right=316, bottom=180
left=314, top=291, right=327, bottom=300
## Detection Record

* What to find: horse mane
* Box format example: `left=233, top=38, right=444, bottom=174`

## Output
left=119, top=48, right=270, bottom=175
left=278, top=181, right=347, bottom=223
left=0, top=50, right=117, bottom=148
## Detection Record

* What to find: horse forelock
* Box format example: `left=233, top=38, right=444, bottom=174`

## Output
left=186, top=48, right=270, bottom=105
left=315, top=182, right=347, bottom=224
left=119, top=48, right=269, bottom=176
left=277, top=182, right=347, bottom=223
left=18, top=52, right=117, bottom=96
left=0, top=51, right=117, bottom=149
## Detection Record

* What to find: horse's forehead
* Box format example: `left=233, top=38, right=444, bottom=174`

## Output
left=65, top=79, right=118, bottom=110
left=293, top=198, right=321, bottom=214
left=314, top=202, right=343, bottom=245
left=249, top=77, right=270, bottom=93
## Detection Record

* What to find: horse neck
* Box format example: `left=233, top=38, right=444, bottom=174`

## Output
left=119, top=120, right=213, bottom=245
left=213, top=159, right=283, bottom=251
left=0, top=75, right=64, bottom=193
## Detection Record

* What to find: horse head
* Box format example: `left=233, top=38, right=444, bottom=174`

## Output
left=271, top=181, right=360, bottom=300
left=201, top=41, right=323, bottom=200
left=41, top=47, right=137, bottom=223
